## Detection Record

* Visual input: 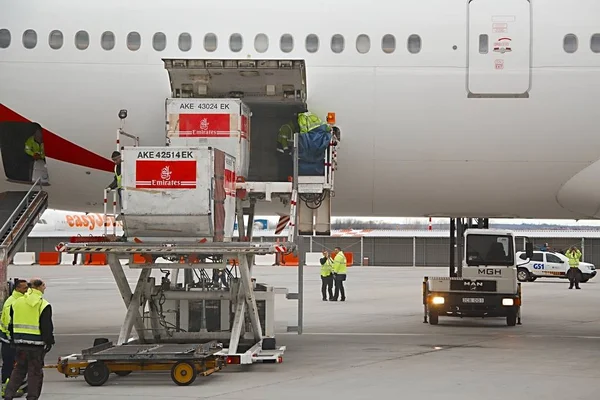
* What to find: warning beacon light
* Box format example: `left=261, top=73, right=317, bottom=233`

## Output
left=118, top=109, right=128, bottom=120
left=327, top=112, right=336, bottom=124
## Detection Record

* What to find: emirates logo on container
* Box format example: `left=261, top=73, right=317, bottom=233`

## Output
left=200, top=118, right=210, bottom=131
left=160, top=166, right=172, bottom=181
left=136, top=160, right=197, bottom=189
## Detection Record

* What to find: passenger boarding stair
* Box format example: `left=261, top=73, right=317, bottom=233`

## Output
left=0, top=179, right=48, bottom=300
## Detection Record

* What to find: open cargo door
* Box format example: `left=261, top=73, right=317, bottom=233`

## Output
left=162, top=59, right=308, bottom=183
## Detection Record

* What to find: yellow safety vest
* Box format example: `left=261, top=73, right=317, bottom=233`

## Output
left=115, top=165, right=122, bottom=189
left=277, top=122, right=295, bottom=153
left=297, top=112, right=323, bottom=134
left=320, top=257, right=334, bottom=277
left=0, top=290, right=24, bottom=342
left=12, top=289, right=49, bottom=346
left=332, top=251, right=347, bottom=274
left=565, top=250, right=581, bottom=268
left=24, top=136, right=45, bottom=160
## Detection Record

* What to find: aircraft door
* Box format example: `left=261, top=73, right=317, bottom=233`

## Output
left=467, top=0, right=531, bottom=97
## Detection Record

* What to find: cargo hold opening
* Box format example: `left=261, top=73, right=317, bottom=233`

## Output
left=163, top=59, right=307, bottom=182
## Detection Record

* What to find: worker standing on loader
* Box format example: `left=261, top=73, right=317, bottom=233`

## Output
left=319, top=250, right=334, bottom=301
left=276, top=120, right=297, bottom=181
left=0, top=279, right=29, bottom=398
left=106, top=151, right=123, bottom=211
left=4, top=279, right=55, bottom=400
left=565, top=246, right=583, bottom=290
left=24, top=123, right=50, bottom=185
left=331, top=246, right=347, bottom=302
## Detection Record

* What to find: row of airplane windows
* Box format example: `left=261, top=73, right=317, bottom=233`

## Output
left=1, top=29, right=600, bottom=55
left=0, top=29, right=421, bottom=54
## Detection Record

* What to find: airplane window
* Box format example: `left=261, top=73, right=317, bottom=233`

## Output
left=101, top=31, right=115, bottom=50
left=563, top=34, right=578, bottom=53
left=591, top=34, right=600, bottom=53
left=0, top=29, right=10, bottom=49
left=153, top=32, right=166, bottom=51
left=75, top=30, right=89, bottom=50
left=230, top=33, right=243, bottom=52
left=204, top=33, right=218, bottom=52
left=478, top=34, right=488, bottom=54
left=254, top=34, right=268, bottom=53
left=331, top=34, right=344, bottom=53
left=22, top=29, right=37, bottom=50
left=48, top=30, right=63, bottom=50
left=382, top=34, right=396, bottom=54
left=356, top=34, right=370, bottom=54
left=280, top=34, right=294, bottom=53
left=407, top=34, right=421, bottom=54
left=305, top=34, right=319, bottom=53
left=178, top=33, right=192, bottom=52
left=127, top=32, right=141, bottom=51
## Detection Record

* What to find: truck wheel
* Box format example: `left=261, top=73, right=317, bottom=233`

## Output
left=506, top=311, right=517, bottom=327
left=517, top=268, right=530, bottom=282
left=428, top=311, right=439, bottom=325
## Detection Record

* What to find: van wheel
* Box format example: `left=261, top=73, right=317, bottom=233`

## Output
left=517, top=268, right=530, bottom=282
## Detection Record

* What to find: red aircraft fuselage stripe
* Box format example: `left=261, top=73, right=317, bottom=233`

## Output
left=0, top=103, right=114, bottom=172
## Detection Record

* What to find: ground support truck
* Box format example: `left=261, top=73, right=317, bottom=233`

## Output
left=423, top=228, right=533, bottom=326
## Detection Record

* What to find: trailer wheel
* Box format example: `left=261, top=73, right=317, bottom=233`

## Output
left=84, top=361, right=110, bottom=386
left=428, top=311, right=439, bottom=325
left=506, top=310, right=517, bottom=327
left=114, top=370, right=132, bottom=377
left=171, top=361, right=197, bottom=386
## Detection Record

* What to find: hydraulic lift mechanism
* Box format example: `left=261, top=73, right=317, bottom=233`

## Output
left=56, top=66, right=341, bottom=375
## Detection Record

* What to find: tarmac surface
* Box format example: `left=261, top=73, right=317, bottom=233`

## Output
left=4, top=264, right=600, bottom=399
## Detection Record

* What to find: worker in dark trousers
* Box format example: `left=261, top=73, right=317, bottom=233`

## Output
left=0, top=279, right=29, bottom=398
left=565, top=246, right=582, bottom=289
left=4, top=279, right=54, bottom=400
left=319, top=250, right=334, bottom=301
left=331, top=246, right=347, bottom=302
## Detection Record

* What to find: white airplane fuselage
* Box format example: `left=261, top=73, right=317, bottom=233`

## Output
left=1, top=0, right=600, bottom=219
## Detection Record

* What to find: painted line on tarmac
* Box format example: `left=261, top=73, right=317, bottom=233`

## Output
left=281, top=332, right=600, bottom=340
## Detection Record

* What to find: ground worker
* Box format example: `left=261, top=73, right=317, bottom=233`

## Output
left=276, top=120, right=296, bottom=181
left=297, top=111, right=323, bottom=134
left=565, top=246, right=582, bottom=290
left=331, top=246, right=347, bottom=301
left=4, top=279, right=55, bottom=400
left=106, top=151, right=123, bottom=210
left=320, top=250, right=334, bottom=301
left=24, top=123, right=49, bottom=185
left=0, top=279, right=29, bottom=398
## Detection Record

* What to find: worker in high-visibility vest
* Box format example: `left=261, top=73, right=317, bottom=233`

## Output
left=297, top=111, right=323, bottom=134
left=24, top=123, right=49, bottom=185
left=276, top=121, right=297, bottom=181
left=4, top=279, right=54, bottom=400
left=331, top=247, right=347, bottom=301
left=0, top=279, right=29, bottom=398
left=565, top=246, right=583, bottom=290
left=106, top=150, right=123, bottom=210
left=320, top=250, right=334, bottom=301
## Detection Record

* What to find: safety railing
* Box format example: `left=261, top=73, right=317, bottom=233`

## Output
left=103, top=188, right=118, bottom=237
left=0, top=178, right=47, bottom=246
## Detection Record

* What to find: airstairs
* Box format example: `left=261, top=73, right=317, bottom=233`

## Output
left=0, top=178, right=49, bottom=301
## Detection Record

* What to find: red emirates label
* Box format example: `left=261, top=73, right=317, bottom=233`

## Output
left=178, top=114, right=231, bottom=137
left=135, top=160, right=197, bottom=189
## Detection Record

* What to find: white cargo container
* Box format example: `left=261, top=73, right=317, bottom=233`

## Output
left=165, top=98, right=251, bottom=180
left=120, top=146, right=237, bottom=241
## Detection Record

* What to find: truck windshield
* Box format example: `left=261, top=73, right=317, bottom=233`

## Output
left=466, top=234, right=514, bottom=266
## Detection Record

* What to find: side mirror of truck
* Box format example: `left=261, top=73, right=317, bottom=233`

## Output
left=525, top=242, right=533, bottom=259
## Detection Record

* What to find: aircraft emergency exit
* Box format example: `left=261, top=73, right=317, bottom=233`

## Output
left=1, top=0, right=600, bottom=220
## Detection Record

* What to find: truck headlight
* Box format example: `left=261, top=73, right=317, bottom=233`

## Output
left=431, top=296, right=445, bottom=305
left=502, top=298, right=514, bottom=306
